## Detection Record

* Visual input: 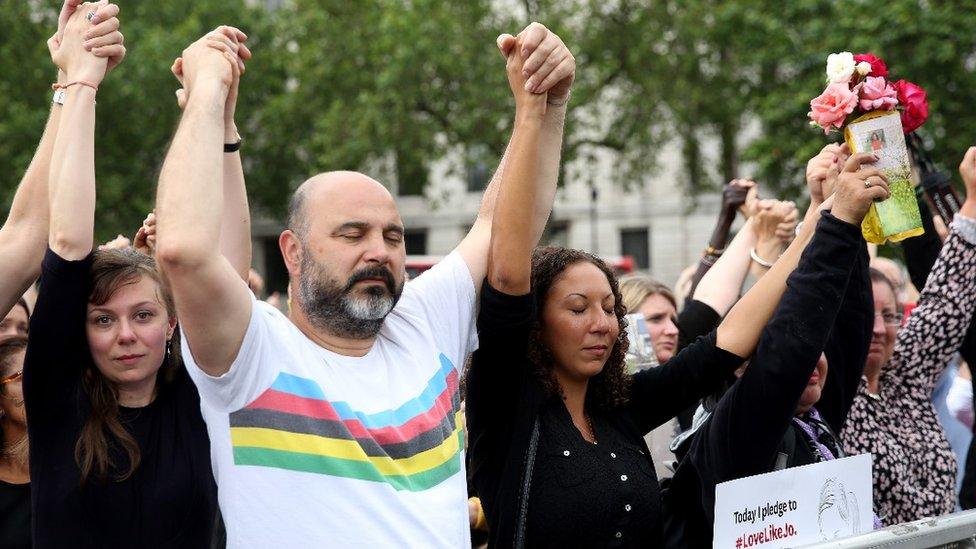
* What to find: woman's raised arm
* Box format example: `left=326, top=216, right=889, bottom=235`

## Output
left=485, top=39, right=550, bottom=295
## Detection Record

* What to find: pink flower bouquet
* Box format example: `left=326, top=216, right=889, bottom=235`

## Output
left=808, top=52, right=929, bottom=244
left=808, top=52, right=928, bottom=135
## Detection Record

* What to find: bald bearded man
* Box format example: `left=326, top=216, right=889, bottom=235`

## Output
left=155, top=24, right=573, bottom=547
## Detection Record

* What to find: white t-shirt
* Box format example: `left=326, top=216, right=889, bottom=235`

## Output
left=182, top=252, right=478, bottom=548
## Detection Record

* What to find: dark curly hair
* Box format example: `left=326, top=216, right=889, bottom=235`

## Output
left=528, top=247, right=631, bottom=411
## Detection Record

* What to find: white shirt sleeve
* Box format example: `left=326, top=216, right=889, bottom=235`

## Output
left=946, top=373, right=974, bottom=429
left=180, top=292, right=288, bottom=412
left=392, top=251, right=478, bottom=371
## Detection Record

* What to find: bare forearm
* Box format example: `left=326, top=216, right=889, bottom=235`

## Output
left=530, top=103, right=566, bottom=243
left=488, top=116, right=543, bottom=293
left=220, top=148, right=251, bottom=281
left=6, top=95, right=61, bottom=233
left=156, top=83, right=227, bottom=268
left=477, top=102, right=564, bottom=229
left=474, top=137, right=511, bottom=227
left=48, top=86, right=97, bottom=259
left=0, top=95, right=63, bottom=315
left=694, top=218, right=757, bottom=316
left=750, top=237, right=786, bottom=280
left=717, top=211, right=820, bottom=357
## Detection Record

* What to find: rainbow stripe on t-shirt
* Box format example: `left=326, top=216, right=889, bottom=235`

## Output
left=228, top=354, right=463, bottom=491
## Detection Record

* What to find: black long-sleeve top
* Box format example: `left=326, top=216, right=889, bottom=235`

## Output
left=23, top=250, right=218, bottom=548
left=663, top=213, right=872, bottom=547
left=465, top=280, right=743, bottom=547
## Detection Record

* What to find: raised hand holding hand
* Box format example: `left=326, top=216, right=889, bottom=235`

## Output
left=501, top=36, right=546, bottom=120
left=724, top=179, right=759, bottom=218
left=806, top=143, right=850, bottom=203
left=773, top=201, right=799, bottom=243
left=173, top=26, right=250, bottom=138
left=179, top=26, right=248, bottom=105
left=498, top=23, right=575, bottom=104
left=48, top=1, right=125, bottom=83
left=752, top=199, right=792, bottom=241
left=49, top=1, right=110, bottom=85
left=832, top=153, right=891, bottom=226
left=82, top=2, right=125, bottom=72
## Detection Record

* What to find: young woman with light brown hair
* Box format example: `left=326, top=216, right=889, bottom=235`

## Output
left=22, top=10, right=251, bottom=546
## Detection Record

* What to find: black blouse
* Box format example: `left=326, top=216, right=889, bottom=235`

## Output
left=526, top=399, right=659, bottom=547
left=0, top=480, right=30, bottom=548
left=23, top=250, right=218, bottom=548
left=466, top=281, right=744, bottom=547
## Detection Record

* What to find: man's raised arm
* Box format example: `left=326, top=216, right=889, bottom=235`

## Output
left=155, top=27, right=252, bottom=377
left=455, top=23, right=575, bottom=287
left=169, top=41, right=253, bottom=281
left=0, top=96, right=61, bottom=317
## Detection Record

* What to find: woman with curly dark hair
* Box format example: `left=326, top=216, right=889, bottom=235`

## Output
left=464, top=38, right=831, bottom=548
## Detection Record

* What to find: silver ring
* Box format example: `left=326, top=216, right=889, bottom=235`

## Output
left=86, top=11, right=96, bottom=22
left=864, top=179, right=872, bottom=188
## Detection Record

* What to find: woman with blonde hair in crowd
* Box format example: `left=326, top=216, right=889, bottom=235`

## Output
left=619, top=275, right=679, bottom=365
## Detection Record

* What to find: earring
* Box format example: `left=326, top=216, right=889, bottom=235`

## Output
left=166, top=338, right=172, bottom=359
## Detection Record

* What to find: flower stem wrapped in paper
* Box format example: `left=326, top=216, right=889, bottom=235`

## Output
left=809, top=52, right=929, bottom=243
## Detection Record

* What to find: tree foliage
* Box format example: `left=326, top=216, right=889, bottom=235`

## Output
left=2, top=0, right=976, bottom=241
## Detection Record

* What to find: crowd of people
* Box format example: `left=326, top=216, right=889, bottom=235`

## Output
left=2, top=1, right=976, bottom=547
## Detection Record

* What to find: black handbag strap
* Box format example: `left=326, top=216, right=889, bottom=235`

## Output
left=514, top=416, right=541, bottom=549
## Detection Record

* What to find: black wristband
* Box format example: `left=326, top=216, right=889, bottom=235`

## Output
left=224, top=139, right=242, bottom=153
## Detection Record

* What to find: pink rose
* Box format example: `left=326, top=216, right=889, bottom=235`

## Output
left=894, top=79, right=928, bottom=133
left=809, top=82, right=860, bottom=133
left=853, top=53, right=888, bottom=78
left=859, top=76, right=898, bottom=111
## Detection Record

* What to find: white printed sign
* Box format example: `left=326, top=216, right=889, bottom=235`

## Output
left=713, top=454, right=873, bottom=549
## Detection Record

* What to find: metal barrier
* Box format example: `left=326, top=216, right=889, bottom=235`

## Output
left=798, top=510, right=976, bottom=548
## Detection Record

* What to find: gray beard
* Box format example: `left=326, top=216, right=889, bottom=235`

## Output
left=297, top=253, right=403, bottom=340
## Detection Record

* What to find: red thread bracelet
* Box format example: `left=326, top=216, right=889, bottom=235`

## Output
left=52, top=80, right=99, bottom=92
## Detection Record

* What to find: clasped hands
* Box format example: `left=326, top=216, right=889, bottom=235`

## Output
left=498, top=23, right=576, bottom=117
left=48, top=0, right=125, bottom=87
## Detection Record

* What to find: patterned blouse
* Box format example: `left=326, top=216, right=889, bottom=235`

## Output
left=842, top=216, right=976, bottom=526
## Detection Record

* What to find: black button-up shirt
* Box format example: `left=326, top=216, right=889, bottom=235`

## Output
left=526, top=400, right=659, bottom=548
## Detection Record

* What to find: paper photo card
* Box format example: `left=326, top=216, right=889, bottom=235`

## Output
left=845, top=112, right=924, bottom=243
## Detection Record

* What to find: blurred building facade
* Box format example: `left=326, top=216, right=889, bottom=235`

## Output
left=250, top=136, right=730, bottom=295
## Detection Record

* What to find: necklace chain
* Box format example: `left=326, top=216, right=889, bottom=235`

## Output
left=575, top=412, right=597, bottom=445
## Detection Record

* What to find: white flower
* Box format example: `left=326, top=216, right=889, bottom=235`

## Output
left=856, top=61, right=872, bottom=76
left=826, top=52, right=856, bottom=83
